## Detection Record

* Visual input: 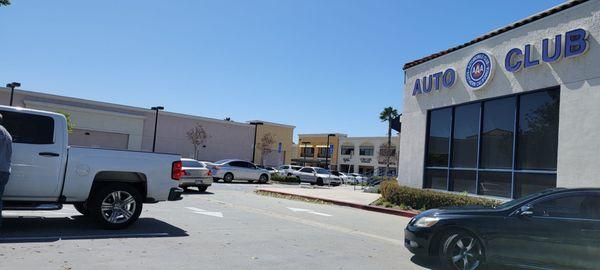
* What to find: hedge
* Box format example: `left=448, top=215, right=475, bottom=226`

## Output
left=379, top=181, right=500, bottom=211
left=270, top=174, right=300, bottom=183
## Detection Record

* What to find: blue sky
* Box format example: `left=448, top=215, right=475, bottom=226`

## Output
left=0, top=0, right=565, bottom=138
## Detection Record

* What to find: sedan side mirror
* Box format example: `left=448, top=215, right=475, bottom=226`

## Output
left=519, top=205, right=534, bottom=217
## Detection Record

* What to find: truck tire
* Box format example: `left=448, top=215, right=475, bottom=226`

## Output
left=89, top=183, right=143, bottom=230
left=74, top=202, right=90, bottom=216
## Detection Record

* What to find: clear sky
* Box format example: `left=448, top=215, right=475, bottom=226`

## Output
left=1, top=0, right=565, bottom=139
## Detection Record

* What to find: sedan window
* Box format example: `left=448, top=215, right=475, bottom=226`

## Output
left=300, top=168, right=314, bottom=173
left=315, top=168, right=329, bottom=174
left=531, top=194, right=597, bottom=219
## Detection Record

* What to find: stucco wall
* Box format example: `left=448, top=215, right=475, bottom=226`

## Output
left=399, top=1, right=600, bottom=188
left=252, top=123, right=295, bottom=167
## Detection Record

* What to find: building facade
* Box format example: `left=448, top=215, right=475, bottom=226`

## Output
left=248, top=120, right=295, bottom=166
left=337, top=136, right=400, bottom=177
left=0, top=88, right=295, bottom=165
left=292, top=133, right=345, bottom=169
left=398, top=0, right=599, bottom=199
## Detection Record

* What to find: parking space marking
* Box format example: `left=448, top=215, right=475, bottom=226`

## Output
left=287, top=207, right=332, bottom=217
left=185, top=207, right=223, bottom=218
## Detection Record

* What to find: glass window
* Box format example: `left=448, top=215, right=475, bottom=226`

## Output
left=478, top=171, right=511, bottom=197
left=182, top=161, right=204, bottom=168
left=480, top=97, right=515, bottom=169
left=517, top=90, right=560, bottom=170
left=532, top=194, right=589, bottom=219
left=451, top=103, right=480, bottom=168
left=426, top=108, right=452, bottom=167
left=0, top=110, right=54, bottom=144
left=424, top=169, right=447, bottom=190
left=341, top=146, right=354, bottom=155
left=514, top=173, right=557, bottom=198
left=359, top=146, right=374, bottom=156
left=450, top=170, right=476, bottom=194
left=317, top=147, right=328, bottom=158
left=229, top=161, right=244, bottom=167
left=300, top=168, right=314, bottom=173
left=300, top=147, right=314, bottom=157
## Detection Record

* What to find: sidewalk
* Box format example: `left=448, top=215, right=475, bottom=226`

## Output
left=257, top=184, right=418, bottom=218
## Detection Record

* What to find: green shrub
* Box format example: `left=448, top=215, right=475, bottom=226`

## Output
left=270, top=174, right=300, bottom=183
left=379, top=181, right=500, bottom=210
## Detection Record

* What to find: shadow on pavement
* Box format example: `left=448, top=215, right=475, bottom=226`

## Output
left=182, top=190, right=215, bottom=195
left=410, top=255, right=442, bottom=270
left=0, top=216, right=188, bottom=243
left=213, top=181, right=272, bottom=185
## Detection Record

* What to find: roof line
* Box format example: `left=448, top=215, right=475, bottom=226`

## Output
left=402, top=0, right=589, bottom=70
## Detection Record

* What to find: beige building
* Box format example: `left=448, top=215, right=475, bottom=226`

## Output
left=248, top=120, right=295, bottom=166
left=0, top=88, right=294, bottom=165
left=292, top=133, right=346, bottom=170
left=338, top=136, right=400, bottom=177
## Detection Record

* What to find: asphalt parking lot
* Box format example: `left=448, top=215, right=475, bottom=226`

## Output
left=0, top=183, right=442, bottom=270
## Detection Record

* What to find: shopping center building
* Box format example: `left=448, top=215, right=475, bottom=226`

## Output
left=398, top=0, right=600, bottom=198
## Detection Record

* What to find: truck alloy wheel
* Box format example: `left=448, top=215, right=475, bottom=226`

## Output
left=90, top=183, right=143, bottom=230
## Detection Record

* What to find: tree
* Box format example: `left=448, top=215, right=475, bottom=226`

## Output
left=257, top=132, right=275, bottom=166
left=379, top=107, right=399, bottom=180
left=57, top=111, right=75, bottom=134
left=186, top=123, right=208, bottom=160
left=224, top=117, right=232, bottom=121
left=0, top=0, right=10, bottom=6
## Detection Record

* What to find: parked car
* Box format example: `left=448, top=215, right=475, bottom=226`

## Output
left=295, top=167, right=341, bottom=186
left=179, top=158, right=213, bottom=192
left=211, top=159, right=270, bottom=183
left=278, top=165, right=302, bottom=176
left=257, top=165, right=278, bottom=175
left=331, top=171, right=352, bottom=184
left=404, top=188, right=600, bottom=270
left=350, top=173, right=367, bottom=183
left=1, top=106, right=183, bottom=229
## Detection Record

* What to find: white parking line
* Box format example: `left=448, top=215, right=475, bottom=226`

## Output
left=287, top=207, right=332, bottom=217
left=185, top=207, right=223, bottom=218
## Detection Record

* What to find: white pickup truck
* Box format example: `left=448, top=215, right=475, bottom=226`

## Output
left=0, top=106, right=184, bottom=229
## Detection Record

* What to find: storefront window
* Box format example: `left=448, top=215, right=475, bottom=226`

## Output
left=300, top=147, right=314, bottom=157
left=359, top=146, right=374, bottom=156
left=517, top=90, right=560, bottom=170
left=341, top=145, right=354, bottom=155
left=426, top=108, right=452, bottom=167
left=423, top=87, right=560, bottom=199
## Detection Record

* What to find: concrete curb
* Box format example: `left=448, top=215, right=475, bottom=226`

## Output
left=257, top=188, right=419, bottom=218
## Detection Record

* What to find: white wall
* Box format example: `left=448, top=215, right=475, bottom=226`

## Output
left=399, top=1, right=600, bottom=188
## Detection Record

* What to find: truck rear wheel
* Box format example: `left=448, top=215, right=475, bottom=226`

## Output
left=74, top=202, right=90, bottom=216
left=89, top=183, right=143, bottom=230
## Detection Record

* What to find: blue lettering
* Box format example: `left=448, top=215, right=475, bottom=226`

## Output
left=542, top=35, right=562, bottom=62
left=505, top=48, right=522, bottom=72
left=412, top=79, right=422, bottom=96
left=442, top=68, right=455, bottom=88
left=432, top=72, right=443, bottom=90
left=422, top=75, right=433, bottom=93
left=524, top=44, right=539, bottom=68
left=565, top=28, right=588, bottom=58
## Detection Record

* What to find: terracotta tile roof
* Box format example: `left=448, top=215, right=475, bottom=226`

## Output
left=402, top=0, right=589, bottom=70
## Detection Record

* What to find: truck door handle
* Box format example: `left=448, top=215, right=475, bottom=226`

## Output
left=39, top=152, right=60, bottom=157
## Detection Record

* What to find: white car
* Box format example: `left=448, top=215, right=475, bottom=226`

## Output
left=179, top=158, right=213, bottom=192
left=1, top=106, right=182, bottom=229
left=295, top=167, right=341, bottom=186
left=278, top=165, right=302, bottom=176
left=350, top=173, right=368, bottom=183
left=331, top=171, right=353, bottom=184
left=211, top=159, right=270, bottom=184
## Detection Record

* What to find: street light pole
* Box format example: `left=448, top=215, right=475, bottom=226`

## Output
left=249, top=122, right=264, bottom=163
left=325, top=134, right=335, bottom=170
left=301, top=141, right=311, bottom=167
left=5, top=82, right=21, bottom=106
left=151, top=106, right=164, bottom=152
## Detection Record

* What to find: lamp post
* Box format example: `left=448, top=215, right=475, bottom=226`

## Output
left=249, top=121, right=264, bottom=163
left=5, top=82, right=21, bottom=106
left=325, top=134, right=335, bottom=170
left=151, top=106, right=164, bottom=152
left=301, top=141, right=311, bottom=167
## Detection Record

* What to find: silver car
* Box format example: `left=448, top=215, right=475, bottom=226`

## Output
left=295, top=167, right=341, bottom=186
left=278, top=165, right=302, bottom=176
left=211, top=159, right=270, bottom=184
left=180, top=158, right=213, bottom=192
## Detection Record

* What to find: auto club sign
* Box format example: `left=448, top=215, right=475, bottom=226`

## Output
left=412, top=28, right=589, bottom=96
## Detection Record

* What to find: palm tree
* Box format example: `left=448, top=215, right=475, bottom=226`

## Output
left=379, top=107, right=399, bottom=180
left=0, top=0, right=10, bottom=6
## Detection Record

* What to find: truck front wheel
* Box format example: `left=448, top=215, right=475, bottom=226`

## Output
left=89, top=183, right=143, bottom=230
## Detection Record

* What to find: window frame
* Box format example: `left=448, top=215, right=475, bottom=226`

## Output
left=527, top=191, right=600, bottom=221
left=422, top=86, right=560, bottom=199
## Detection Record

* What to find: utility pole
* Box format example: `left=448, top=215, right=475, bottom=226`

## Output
left=249, top=122, right=264, bottom=163
left=151, top=106, right=164, bottom=152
